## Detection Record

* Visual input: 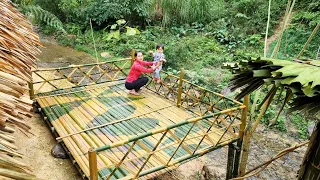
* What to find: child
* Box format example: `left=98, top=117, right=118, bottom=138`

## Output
left=149, top=44, right=166, bottom=84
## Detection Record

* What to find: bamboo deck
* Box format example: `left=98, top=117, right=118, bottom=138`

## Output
left=35, top=81, right=240, bottom=179
left=31, top=57, right=244, bottom=179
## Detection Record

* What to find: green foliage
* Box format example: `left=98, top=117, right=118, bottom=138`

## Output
left=22, top=5, right=65, bottom=32
left=104, top=19, right=140, bottom=41
left=289, top=113, right=309, bottom=139
left=83, top=0, right=153, bottom=26
left=158, top=0, right=218, bottom=26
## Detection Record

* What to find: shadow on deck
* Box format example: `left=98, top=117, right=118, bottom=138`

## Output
left=31, top=55, right=245, bottom=180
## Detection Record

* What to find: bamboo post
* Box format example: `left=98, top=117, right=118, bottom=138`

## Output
left=131, top=49, right=136, bottom=67
left=28, top=81, right=34, bottom=100
left=296, top=23, right=320, bottom=59
left=233, top=95, right=249, bottom=177
left=226, top=143, right=236, bottom=180
left=177, top=68, right=184, bottom=107
left=298, top=122, right=320, bottom=179
left=88, top=148, right=98, bottom=180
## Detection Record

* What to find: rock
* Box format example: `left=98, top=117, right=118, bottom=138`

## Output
left=100, top=52, right=113, bottom=58
left=173, top=159, right=214, bottom=179
left=51, top=144, right=68, bottom=159
left=220, top=87, right=231, bottom=96
left=307, top=122, right=315, bottom=137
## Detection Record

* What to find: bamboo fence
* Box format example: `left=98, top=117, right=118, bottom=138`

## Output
left=0, top=0, right=41, bottom=179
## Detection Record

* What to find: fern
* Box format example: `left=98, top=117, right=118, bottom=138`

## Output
left=22, top=5, right=65, bottom=32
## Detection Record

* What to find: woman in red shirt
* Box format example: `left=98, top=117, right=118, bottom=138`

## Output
left=125, top=51, right=162, bottom=95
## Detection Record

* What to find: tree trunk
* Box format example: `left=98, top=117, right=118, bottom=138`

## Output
left=298, top=122, right=320, bottom=180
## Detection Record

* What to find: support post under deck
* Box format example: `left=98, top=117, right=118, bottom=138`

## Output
left=226, top=143, right=236, bottom=180
left=89, top=148, right=98, bottom=180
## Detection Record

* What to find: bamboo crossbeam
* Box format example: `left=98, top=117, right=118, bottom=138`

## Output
left=96, top=106, right=241, bottom=152
left=56, top=105, right=174, bottom=140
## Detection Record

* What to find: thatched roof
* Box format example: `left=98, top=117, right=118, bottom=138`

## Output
left=0, top=0, right=41, bottom=179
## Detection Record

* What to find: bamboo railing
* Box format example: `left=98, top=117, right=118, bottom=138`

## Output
left=31, top=58, right=132, bottom=97
left=89, top=107, right=244, bottom=180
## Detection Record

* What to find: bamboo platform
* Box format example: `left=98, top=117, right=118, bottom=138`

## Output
left=31, top=56, right=245, bottom=180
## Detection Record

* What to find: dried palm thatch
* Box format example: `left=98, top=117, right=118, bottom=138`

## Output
left=0, top=0, right=41, bottom=179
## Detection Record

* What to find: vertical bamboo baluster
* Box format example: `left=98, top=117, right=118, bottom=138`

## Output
left=131, top=50, right=136, bottom=67
left=177, top=68, right=184, bottom=107
left=89, top=148, right=98, bottom=180
left=233, top=95, right=249, bottom=177
left=134, top=131, right=168, bottom=178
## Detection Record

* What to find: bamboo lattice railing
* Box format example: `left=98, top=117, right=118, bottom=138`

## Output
left=31, top=56, right=245, bottom=180
left=31, top=58, right=132, bottom=97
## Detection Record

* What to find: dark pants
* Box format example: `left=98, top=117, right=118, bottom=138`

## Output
left=125, top=77, right=149, bottom=92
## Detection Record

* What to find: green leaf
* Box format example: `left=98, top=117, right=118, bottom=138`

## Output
left=134, top=28, right=140, bottom=34
left=111, top=24, right=117, bottom=30
left=116, top=19, right=126, bottom=25
left=106, top=30, right=120, bottom=41
left=126, top=27, right=136, bottom=36
left=253, top=69, right=272, bottom=77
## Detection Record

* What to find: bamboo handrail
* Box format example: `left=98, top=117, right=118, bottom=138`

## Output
left=32, top=58, right=131, bottom=72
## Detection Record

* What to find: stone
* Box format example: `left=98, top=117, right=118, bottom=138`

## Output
left=51, top=143, right=68, bottom=159
left=307, top=122, right=315, bottom=137
left=220, top=87, right=231, bottom=96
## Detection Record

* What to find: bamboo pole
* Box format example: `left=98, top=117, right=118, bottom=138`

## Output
left=28, top=81, right=34, bottom=100
left=89, top=148, right=98, bottom=180
left=56, top=105, right=174, bottom=140
left=296, top=23, right=320, bottom=59
left=226, top=143, right=236, bottom=180
left=176, top=68, right=184, bottom=107
left=238, top=91, right=275, bottom=177
left=131, top=50, right=135, bottom=67
left=233, top=95, right=249, bottom=177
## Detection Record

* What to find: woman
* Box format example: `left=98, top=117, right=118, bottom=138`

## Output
left=125, top=51, right=162, bottom=95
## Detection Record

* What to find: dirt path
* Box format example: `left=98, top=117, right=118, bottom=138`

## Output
left=266, top=12, right=295, bottom=54
left=16, top=114, right=81, bottom=180
left=15, top=39, right=96, bottom=180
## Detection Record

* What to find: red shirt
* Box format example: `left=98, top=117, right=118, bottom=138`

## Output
left=126, top=60, right=154, bottom=83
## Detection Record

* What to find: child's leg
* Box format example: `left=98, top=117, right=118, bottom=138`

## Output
left=154, top=69, right=161, bottom=83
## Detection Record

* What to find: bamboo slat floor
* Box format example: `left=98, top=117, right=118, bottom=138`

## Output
left=35, top=81, right=240, bottom=180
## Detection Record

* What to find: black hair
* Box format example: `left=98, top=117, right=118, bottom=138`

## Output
left=156, top=44, right=164, bottom=50
left=134, top=51, right=143, bottom=57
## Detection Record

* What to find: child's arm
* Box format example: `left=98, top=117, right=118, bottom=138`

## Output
left=160, top=57, right=167, bottom=62
left=148, top=50, right=154, bottom=57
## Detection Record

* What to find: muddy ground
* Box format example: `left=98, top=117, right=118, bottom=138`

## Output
left=15, top=39, right=308, bottom=180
